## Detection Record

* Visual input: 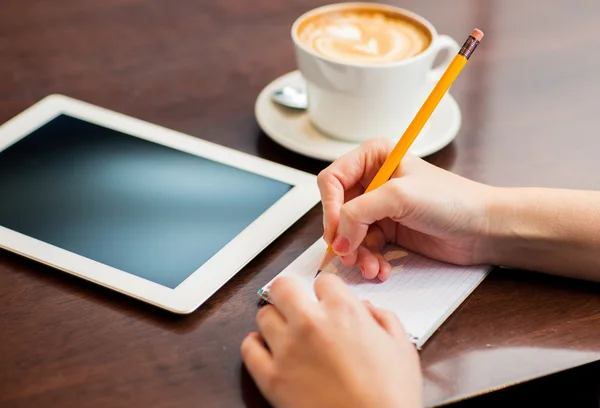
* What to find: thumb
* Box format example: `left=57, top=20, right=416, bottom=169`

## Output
left=332, top=180, right=404, bottom=256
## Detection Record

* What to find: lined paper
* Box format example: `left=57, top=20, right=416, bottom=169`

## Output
left=259, top=239, right=490, bottom=349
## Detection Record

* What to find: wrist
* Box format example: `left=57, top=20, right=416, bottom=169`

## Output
left=477, top=187, right=563, bottom=268
left=477, top=186, right=532, bottom=266
left=474, top=186, right=600, bottom=279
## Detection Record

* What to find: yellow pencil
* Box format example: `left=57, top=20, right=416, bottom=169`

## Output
left=316, top=28, right=484, bottom=277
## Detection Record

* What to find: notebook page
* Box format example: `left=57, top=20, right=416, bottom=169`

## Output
left=259, top=239, right=490, bottom=349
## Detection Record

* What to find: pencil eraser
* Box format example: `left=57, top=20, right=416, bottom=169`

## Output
left=471, top=28, right=484, bottom=41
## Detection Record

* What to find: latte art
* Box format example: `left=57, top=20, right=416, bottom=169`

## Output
left=298, top=11, right=430, bottom=64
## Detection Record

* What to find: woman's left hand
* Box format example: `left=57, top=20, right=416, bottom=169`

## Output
left=241, top=274, right=423, bottom=408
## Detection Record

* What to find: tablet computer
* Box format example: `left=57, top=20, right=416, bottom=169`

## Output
left=0, top=95, right=320, bottom=313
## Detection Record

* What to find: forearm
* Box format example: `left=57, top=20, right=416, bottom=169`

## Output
left=482, top=187, right=600, bottom=281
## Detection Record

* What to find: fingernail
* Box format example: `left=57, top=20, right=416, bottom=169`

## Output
left=360, top=265, right=365, bottom=274
left=247, top=331, right=257, bottom=337
left=332, top=235, right=349, bottom=253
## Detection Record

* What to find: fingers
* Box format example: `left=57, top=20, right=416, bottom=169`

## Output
left=356, top=246, right=379, bottom=280
left=317, top=138, right=395, bottom=243
left=267, top=276, right=315, bottom=323
left=256, top=305, right=286, bottom=350
left=370, top=307, right=408, bottom=340
left=364, top=223, right=386, bottom=252
left=362, top=301, right=408, bottom=340
left=314, top=273, right=360, bottom=308
left=340, top=225, right=393, bottom=280
left=333, top=180, right=404, bottom=256
left=241, top=332, right=275, bottom=393
left=340, top=250, right=358, bottom=268
left=317, top=169, right=344, bottom=243
left=375, top=253, right=393, bottom=281
left=340, top=245, right=393, bottom=281
left=363, top=224, right=391, bottom=280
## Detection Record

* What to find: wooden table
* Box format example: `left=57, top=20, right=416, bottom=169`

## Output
left=2, top=0, right=600, bottom=406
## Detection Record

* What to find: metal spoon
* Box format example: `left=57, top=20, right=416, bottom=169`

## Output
left=271, top=85, right=308, bottom=110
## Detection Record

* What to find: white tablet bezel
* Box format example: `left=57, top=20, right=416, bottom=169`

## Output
left=0, top=94, right=321, bottom=314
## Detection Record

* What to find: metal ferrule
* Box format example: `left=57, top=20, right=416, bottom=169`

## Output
left=459, top=36, right=480, bottom=59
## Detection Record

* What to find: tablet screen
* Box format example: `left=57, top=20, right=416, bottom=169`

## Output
left=0, top=114, right=292, bottom=288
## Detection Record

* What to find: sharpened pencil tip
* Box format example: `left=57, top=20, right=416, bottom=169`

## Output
left=316, top=249, right=337, bottom=277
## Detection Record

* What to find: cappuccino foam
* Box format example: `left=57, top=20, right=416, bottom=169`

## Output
left=298, top=9, right=431, bottom=65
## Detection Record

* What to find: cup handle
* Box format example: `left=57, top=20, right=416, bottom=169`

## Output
left=428, top=35, right=461, bottom=82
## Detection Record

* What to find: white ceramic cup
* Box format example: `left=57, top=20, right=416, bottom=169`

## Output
left=291, top=2, right=460, bottom=143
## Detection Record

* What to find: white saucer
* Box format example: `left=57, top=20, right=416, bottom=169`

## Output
left=255, top=70, right=462, bottom=162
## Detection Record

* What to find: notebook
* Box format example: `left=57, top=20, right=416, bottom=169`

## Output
left=258, top=239, right=491, bottom=349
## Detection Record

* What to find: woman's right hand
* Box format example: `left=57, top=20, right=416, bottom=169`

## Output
left=317, top=138, right=494, bottom=281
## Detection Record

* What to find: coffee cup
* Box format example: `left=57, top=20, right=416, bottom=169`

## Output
left=291, top=2, right=460, bottom=143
